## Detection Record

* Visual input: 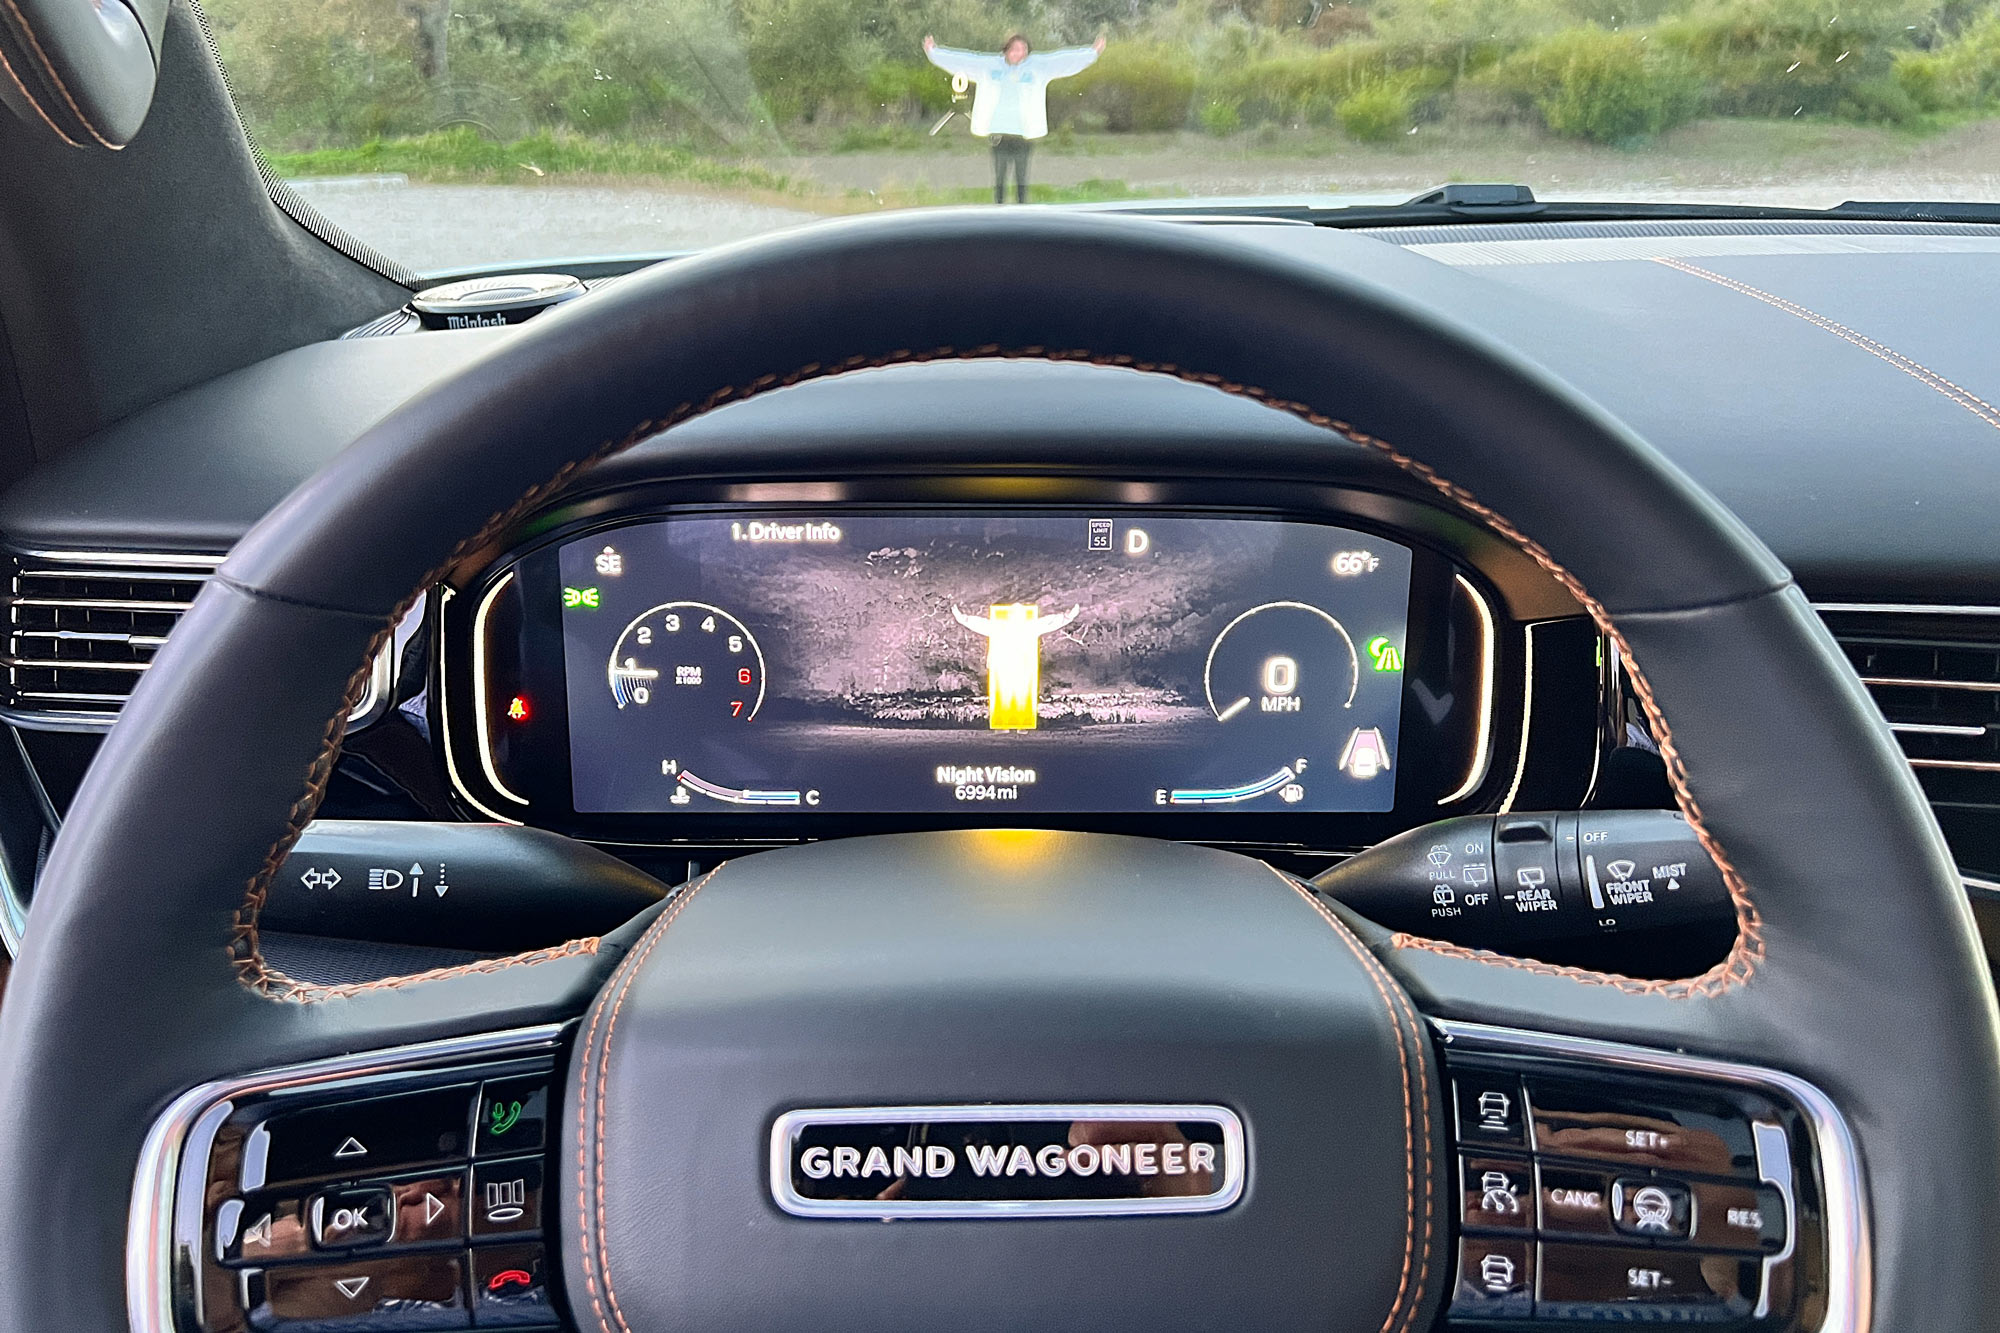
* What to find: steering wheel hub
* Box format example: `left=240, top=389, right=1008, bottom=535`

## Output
left=566, top=829, right=1442, bottom=1331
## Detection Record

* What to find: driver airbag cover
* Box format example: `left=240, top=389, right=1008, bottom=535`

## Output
left=563, top=830, right=1438, bottom=1333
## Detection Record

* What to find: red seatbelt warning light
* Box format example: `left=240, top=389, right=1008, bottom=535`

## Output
left=507, top=695, right=530, bottom=722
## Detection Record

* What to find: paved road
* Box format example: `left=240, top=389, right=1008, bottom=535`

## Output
left=290, top=177, right=824, bottom=273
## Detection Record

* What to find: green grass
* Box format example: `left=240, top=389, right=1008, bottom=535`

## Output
left=262, top=128, right=799, bottom=194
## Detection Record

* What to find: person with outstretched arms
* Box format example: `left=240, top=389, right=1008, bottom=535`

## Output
left=924, top=33, right=1106, bottom=204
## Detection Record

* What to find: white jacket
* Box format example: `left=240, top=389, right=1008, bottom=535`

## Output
left=925, top=44, right=1101, bottom=140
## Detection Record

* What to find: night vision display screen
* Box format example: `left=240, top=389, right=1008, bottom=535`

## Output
left=558, top=513, right=1413, bottom=815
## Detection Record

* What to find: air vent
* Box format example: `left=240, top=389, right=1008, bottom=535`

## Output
left=2, top=551, right=222, bottom=727
left=1818, top=605, right=2000, bottom=808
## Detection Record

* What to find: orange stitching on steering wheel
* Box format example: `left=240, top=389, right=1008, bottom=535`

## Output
left=1276, top=865, right=1437, bottom=1333
left=570, top=869, right=717, bottom=1333
left=228, top=345, right=1764, bottom=1002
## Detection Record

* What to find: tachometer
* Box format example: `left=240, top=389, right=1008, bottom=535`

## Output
left=607, top=601, right=766, bottom=721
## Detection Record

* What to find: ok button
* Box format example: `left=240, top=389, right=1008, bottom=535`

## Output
left=310, top=1186, right=394, bottom=1249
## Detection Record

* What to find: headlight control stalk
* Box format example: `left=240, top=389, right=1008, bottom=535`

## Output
left=1313, top=810, right=1731, bottom=948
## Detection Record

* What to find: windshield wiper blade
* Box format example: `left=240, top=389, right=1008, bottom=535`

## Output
left=1099, top=186, right=2000, bottom=230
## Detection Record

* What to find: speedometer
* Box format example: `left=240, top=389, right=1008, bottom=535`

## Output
left=607, top=601, right=766, bottom=720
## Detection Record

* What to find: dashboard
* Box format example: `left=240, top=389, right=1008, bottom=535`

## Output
left=444, top=489, right=1558, bottom=850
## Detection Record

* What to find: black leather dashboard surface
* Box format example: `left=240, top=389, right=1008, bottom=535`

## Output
left=2, top=218, right=1995, bottom=605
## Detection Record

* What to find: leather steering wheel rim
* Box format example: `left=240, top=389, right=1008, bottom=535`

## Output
left=0, top=209, right=1992, bottom=1331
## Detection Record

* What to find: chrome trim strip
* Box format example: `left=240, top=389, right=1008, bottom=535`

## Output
left=1752, top=1120, right=1797, bottom=1318
left=472, top=571, right=530, bottom=806
left=1907, top=757, right=2000, bottom=772
left=344, top=635, right=398, bottom=733
left=1889, top=721, right=1988, bottom=737
left=437, top=586, right=525, bottom=824
left=1861, top=675, right=2000, bottom=693
left=769, top=1103, right=1246, bottom=1220
left=5, top=546, right=226, bottom=568
left=127, top=1024, right=564, bottom=1333
left=1815, top=602, right=2000, bottom=616
left=1434, top=1018, right=1869, bottom=1333
left=1963, top=872, right=2000, bottom=899
left=1439, top=574, right=1497, bottom=805
left=1497, top=622, right=1537, bottom=813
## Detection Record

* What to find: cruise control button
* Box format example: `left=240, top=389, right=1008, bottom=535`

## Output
left=1691, top=1180, right=1787, bottom=1253
left=1612, top=1177, right=1692, bottom=1240
left=1458, top=1155, right=1532, bottom=1232
left=476, top=1078, right=550, bottom=1156
left=1535, top=1164, right=1617, bottom=1239
left=1539, top=1242, right=1756, bottom=1321
left=220, top=1195, right=312, bottom=1265
left=1452, top=1237, right=1533, bottom=1319
left=1526, top=1079, right=1753, bottom=1175
left=255, top=1086, right=476, bottom=1188
left=389, top=1172, right=467, bottom=1246
left=1452, top=1073, right=1527, bottom=1148
left=471, top=1243, right=557, bottom=1327
left=244, top=1253, right=468, bottom=1331
left=471, top=1158, right=543, bottom=1238
left=310, top=1186, right=394, bottom=1250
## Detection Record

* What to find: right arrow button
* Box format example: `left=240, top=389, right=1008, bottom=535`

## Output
left=388, top=1171, right=466, bottom=1245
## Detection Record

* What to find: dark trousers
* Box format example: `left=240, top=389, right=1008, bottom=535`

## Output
left=991, top=135, right=1031, bottom=204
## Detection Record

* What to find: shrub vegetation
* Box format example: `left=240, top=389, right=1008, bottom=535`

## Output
left=204, top=0, right=2000, bottom=163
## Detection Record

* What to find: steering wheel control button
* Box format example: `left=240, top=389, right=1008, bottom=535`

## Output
left=1612, top=1177, right=1693, bottom=1240
left=1453, top=1073, right=1527, bottom=1148
left=387, top=1172, right=468, bottom=1246
left=221, top=1196, right=312, bottom=1264
left=243, top=1253, right=469, bottom=1331
left=310, top=1186, right=394, bottom=1250
left=1525, top=1079, right=1752, bottom=1175
left=1459, top=1155, right=1533, bottom=1233
left=1451, top=1236, right=1534, bottom=1319
left=1534, top=1164, right=1619, bottom=1238
left=1537, top=1242, right=1756, bottom=1320
left=475, top=1078, right=549, bottom=1156
left=471, top=1158, right=543, bottom=1237
left=1690, top=1180, right=1788, bottom=1253
left=257, top=1085, right=476, bottom=1188
left=470, top=1243, right=556, bottom=1327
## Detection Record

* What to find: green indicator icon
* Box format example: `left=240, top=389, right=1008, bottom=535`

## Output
left=563, top=586, right=601, bottom=609
left=1367, top=636, right=1403, bottom=673
left=489, top=1100, right=523, bottom=1136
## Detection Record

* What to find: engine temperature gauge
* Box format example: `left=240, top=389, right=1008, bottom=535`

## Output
left=607, top=601, right=767, bottom=721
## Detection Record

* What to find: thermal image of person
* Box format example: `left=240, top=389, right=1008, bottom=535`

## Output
left=923, top=33, right=1106, bottom=204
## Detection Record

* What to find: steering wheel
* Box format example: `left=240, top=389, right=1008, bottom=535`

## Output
left=0, top=211, right=1992, bottom=1332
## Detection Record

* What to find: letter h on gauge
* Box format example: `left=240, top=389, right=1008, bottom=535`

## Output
left=952, top=603, right=1080, bottom=729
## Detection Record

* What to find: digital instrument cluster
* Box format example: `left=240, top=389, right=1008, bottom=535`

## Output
left=554, top=513, right=1413, bottom=816
left=450, top=502, right=1516, bottom=843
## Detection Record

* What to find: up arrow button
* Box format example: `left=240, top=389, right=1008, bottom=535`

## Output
left=256, top=1084, right=477, bottom=1187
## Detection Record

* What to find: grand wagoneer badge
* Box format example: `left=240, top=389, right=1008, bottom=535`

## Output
left=769, top=1104, right=1245, bottom=1218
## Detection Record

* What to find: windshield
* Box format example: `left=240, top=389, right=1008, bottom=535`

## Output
left=202, top=0, right=2000, bottom=273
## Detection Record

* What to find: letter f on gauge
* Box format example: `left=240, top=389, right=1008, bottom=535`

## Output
left=952, top=603, right=1080, bottom=730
